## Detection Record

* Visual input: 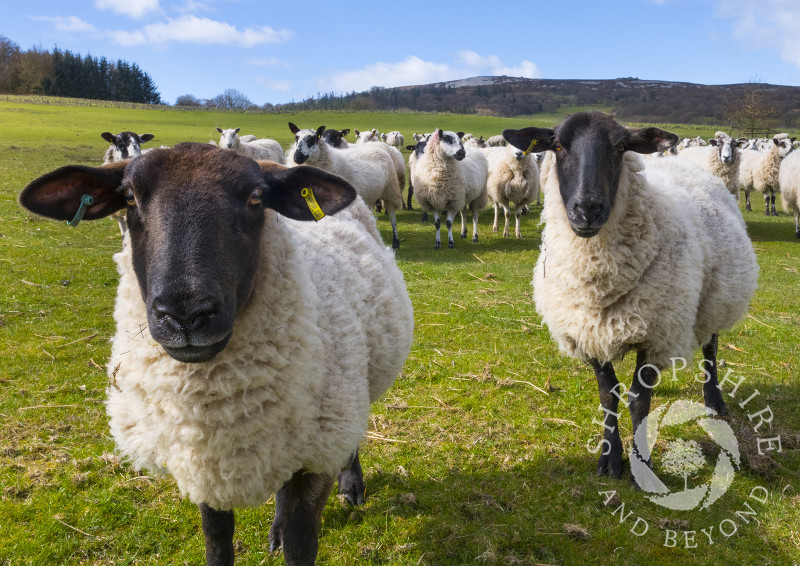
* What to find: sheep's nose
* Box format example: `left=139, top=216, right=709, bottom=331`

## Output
left=152, top=296, right=221, bottom=336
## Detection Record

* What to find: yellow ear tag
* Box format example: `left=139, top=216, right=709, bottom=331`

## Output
left=522, top=138, right=538, bottom=155
left=301, top=187, right=326, bottom=221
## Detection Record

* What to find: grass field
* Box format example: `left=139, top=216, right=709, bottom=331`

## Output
left=1, top=100, right=800, bottom=565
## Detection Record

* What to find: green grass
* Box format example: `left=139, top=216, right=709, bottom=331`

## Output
left=1, top=99, right=800, bottom=565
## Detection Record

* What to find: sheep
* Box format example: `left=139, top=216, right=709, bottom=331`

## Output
left=738, top=135, right=795, bottom=214
left=321, top=128, right=351, bottom=149
left=216, top=127, right=285, bottom=164
left=101, top=131, right=155, bottom=236
left=410, top=129, right=489, bottom=248
left=18, top=142, right=414, bottom=566
left=486, top=134, right=507, bottom=147
left=483, top=144, right=540, bottom=238
left=677, top=132, right=743, bottom=199
left=287, top=123, right=404, bottom=248
left=381, top=130, right=405, bottom=149
left=354, top=128, right=380, bottom=143
left=778, top=149, right=800, bottom=238
left=503, top=112, right=758, bottom=484
left=464, top=135, right=487, bottom=149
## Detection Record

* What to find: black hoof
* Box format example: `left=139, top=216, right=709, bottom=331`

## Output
left=597, top=453, right=623, bottom=480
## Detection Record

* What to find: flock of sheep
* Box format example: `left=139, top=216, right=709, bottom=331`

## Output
left=15, top=111, right=783, bottom=565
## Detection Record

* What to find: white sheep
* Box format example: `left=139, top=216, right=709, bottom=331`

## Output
left=321, top=128, right=351, bottom=149
left=354, top=128, right=380, bottom=143
left=381, top=130, right=405, bottom=149
left=216, top=127, right=285, bottom=164
left=778, top=149, right=800, bottom=238
left=738, top=135, right=795, bottom=214
left=677, top=132, right=743, bottom=199
left=19, top=143, right=414, bottom=566
left=486, top=134, right=507, bottom=147
left=483, top=144, right=540, bottom=238
left=411, top=129, right=489, bottom=248
left=287, top=123, right=404, bottom=248
left=101, top=131, right=155, bottom=236
left=503, top=112, right=758, bottom=483
left=345, top=127, right=407, bottom=210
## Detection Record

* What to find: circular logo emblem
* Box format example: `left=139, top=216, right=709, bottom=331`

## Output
left=630, top=400, right=741, bottom=511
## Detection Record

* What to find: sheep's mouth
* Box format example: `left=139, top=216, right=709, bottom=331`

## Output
left=570, top=224, right=602, bottom=238
left=163, top=333, right=232, bottom=364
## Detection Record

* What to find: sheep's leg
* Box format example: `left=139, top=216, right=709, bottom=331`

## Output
left=471, top=207, right=480, bottom=243
left=795, top=212, right=800, bottom=238
left=269, top=470, right=335, bottom=566
left=199, top=504, right=235, bottom=566
left=460, top=209, right=468, bottom=239
left=591, top=359, right=623, bottom=479
left=514, top=206, right=523, bottom=239
left=433, top=211, right=441, bottom=249
left=629, top=351, right=659, bottom=488
left=492, top=203, right=500, bottom=232
left=771, top=192, right=777, bottom=216
left=112, top=211, right=128, bottom=238
left=406, top=182, right=414, bottom=210
left=764, top=193, right=771, bottom=216
left=745, top=188, right=752, bottom=212
left=502, top=203, right=511, bottom=238
left=701, top=334, right=727, bottom=415
left=388, top=209, right=400, bottom=249
left=337, top=449, right=365, bottom=506
left=446, top=211, right=456, bottom=248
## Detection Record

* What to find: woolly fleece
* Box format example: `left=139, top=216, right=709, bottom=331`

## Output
left=779, top=150, right=800, bottom=229
left=533, top=152, right=758, bottom=369
left=106, top=198, right=413, bottom=511
left=678, top=143, right=741, bottom=198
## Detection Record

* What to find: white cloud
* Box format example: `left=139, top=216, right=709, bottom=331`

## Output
left=319, top=53, right=539, bottom=93
left=110, top=15, right=293, bottom=47
left=711, top=1, right=800, bottom=69
left=94, top=0, right=160, bottom=19
left=31, top=16, right=97, bottom=34
left=255, top=77, right=294, bottom=93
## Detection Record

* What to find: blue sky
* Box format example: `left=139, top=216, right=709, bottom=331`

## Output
left=5, top=0, right=800, bottom=105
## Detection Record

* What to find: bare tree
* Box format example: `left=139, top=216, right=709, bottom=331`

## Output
left=209, top=88, right=254, bottom=111
left=724, top=82, right=777, bottom=138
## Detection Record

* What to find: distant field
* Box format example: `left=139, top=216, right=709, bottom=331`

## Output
left=1, top=99, right=799, bottom=565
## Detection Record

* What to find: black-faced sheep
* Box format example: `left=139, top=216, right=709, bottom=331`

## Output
left=503, top=112, right=758, bottom=483
left=19, top=143, right=414, bottom=566
left=101, top=131, right=155, bottom=236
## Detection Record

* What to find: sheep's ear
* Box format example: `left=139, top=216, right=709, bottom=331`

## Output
left=502, top=127, right=554, bottom=153
left=341, top=128, right=350, bottom=137
left=709, top=139, right=719, bottom=147
left=19, top=162, right=128, bottom=222
left=234, top=128, right=240, bottom=134
left=354, top=129, right=361, bottom=136
left=456, top=131, right=464, bottom=139
left=101, top=132, right=116, bottom=144
left=288, top=122, right=299, bottom=134
left=316, top=125, right=326, bottom=138
left=140, top=133, right=154, bottom=143
left=216, top=127, right=223, bottom=134
left=627, top=126, right=679, bottom=154
left=259, top=163, right=357, bottom=222
left=405, top=145, right=416, bottom=151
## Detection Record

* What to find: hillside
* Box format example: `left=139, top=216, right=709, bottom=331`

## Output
left=284, top=76, right=800, bottom=131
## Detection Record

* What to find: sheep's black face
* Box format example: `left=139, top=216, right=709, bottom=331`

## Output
left=124, top=144, right=266, bottom=363
left=503, top=112, right=678, bottom=239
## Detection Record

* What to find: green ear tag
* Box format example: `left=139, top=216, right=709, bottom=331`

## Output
left=67, top=194, right=94, bottom=227
left=522, top=139, right=538, bottom=156
left=301, top=188, right=326, bottom=221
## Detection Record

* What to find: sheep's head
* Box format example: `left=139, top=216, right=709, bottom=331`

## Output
left=321, top=128, right=350, bottom=149
left=709, top=133, right=738, bottom=164
left=216, top=127, right=240, bottom=149
left=289, top=123, right=326, bottom=164
left=503, top=112, right=677, bottom=238
left=101, top=131, right=155, bottom=160
left=430, top=129, right=466, bottom=161
left=20, top=143, right=357, bottom=364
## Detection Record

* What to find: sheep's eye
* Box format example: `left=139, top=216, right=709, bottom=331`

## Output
left=248, top=188, right=263, bottom=206
left=124, top=187, right=136, bottom=207
left=554, top=144, right=563, bottom=151
left=616, top=144, right=626, bottom=153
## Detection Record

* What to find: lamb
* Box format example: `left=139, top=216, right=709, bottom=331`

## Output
left=216, top=127, right=285, bottom=164
left=410, top=129, right=489, bottom=248
left=101, top=131, right=155, bottom=236
left=677, top=132, right=743, bottom=199
left=778, top=149, right=800, bottom=238
left=738, top=135, right=795, bottom=214
left=486, top=134, right=507, bottom=147
left=483, top=144, right=540, bottom=238
left=287, top=123, right=404, bottom=248
left=381, top=130, right=405, bottom=148
left=18, top=142, right=414, bottom=566
left=503, top=112, right=758, bottom=484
